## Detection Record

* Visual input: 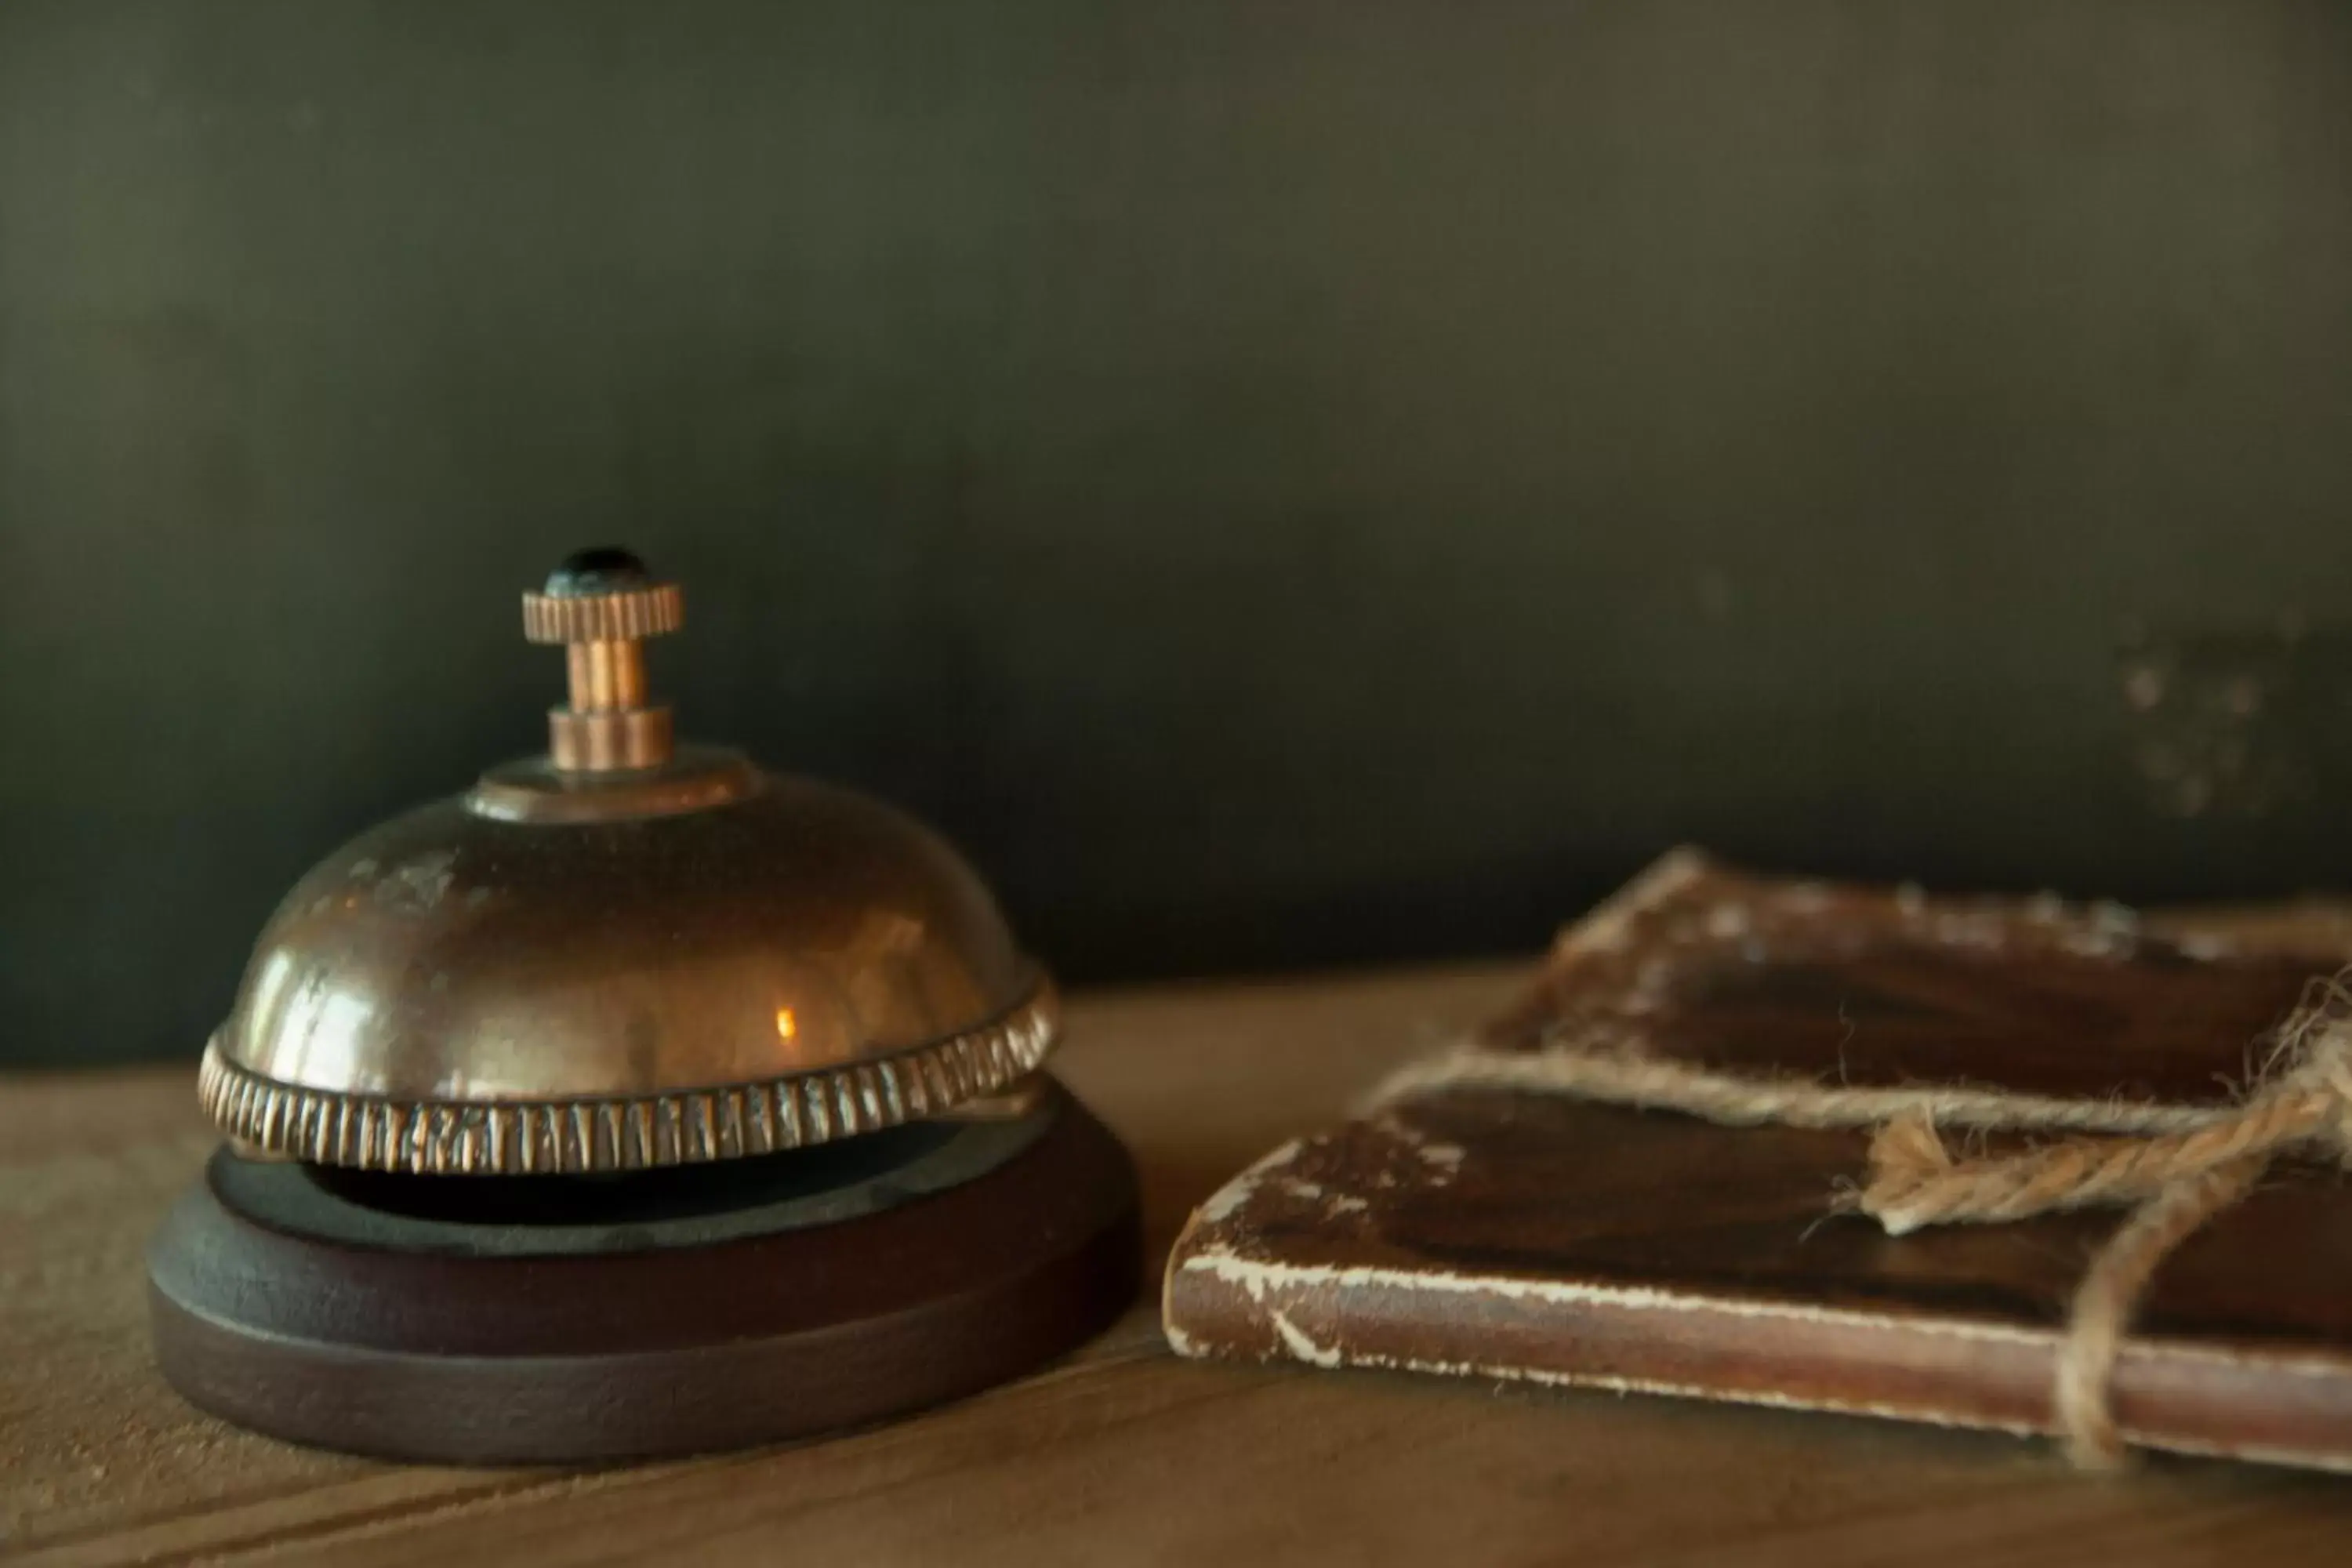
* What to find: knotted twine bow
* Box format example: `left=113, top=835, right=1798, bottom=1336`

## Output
left=1371, top=975, right=2352, bottom=1467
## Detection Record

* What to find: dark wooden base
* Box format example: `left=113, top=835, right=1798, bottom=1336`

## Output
left=148, top=1085, right=1140, bottom=1464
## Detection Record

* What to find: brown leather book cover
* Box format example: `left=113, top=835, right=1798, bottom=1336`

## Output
left=1162, top=851, right=2352, bottom=1471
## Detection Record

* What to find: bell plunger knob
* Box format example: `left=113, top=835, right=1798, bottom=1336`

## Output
left=520, top=546, right=684, bottom=771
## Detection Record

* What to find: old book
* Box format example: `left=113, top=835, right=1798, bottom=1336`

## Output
left=1162, top=850, right=2352, bottom=1470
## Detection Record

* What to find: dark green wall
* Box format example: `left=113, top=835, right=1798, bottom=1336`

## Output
left=5, top=2, right=2352, bottom=1066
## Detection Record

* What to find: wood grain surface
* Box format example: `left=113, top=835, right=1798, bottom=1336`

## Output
left=9, top=956, right=2352, bottom=1566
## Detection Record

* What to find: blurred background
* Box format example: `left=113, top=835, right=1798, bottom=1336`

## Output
left=5, top=1, right=2351, bottom=1067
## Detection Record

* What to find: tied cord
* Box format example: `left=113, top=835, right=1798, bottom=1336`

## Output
left=1370, top=975, right=2352, bottom=1467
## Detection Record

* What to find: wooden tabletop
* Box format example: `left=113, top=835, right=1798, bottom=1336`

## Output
left=8, top=957, right=2352, bottom=1566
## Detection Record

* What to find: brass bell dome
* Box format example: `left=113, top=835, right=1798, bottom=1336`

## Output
left=199, top=550, right=1057, bottom=1175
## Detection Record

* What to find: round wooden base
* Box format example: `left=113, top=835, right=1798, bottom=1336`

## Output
left=147, top=1086, right=1140, bottom=1464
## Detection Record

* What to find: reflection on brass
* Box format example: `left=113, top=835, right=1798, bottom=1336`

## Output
left=466, top=745, right=763, bottom=825
left=201, top=547, right=1062, bottom=1171
left=200, top=981, right=1060, bottom=1174
left=566, top=638, right=649, bottom=711
left=546, top=703, right=674, bottom=772
left=942, top=1073, right=1054, bottom=1123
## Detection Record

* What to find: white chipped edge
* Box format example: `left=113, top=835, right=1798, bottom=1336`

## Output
left=1165, top=1243, right=2352, bottom=1472
left=1174, top=1247, right=2352, bottom=1375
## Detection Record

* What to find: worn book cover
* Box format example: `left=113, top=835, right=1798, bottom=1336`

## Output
left=1163, top=850, right=2352, bottom=1470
